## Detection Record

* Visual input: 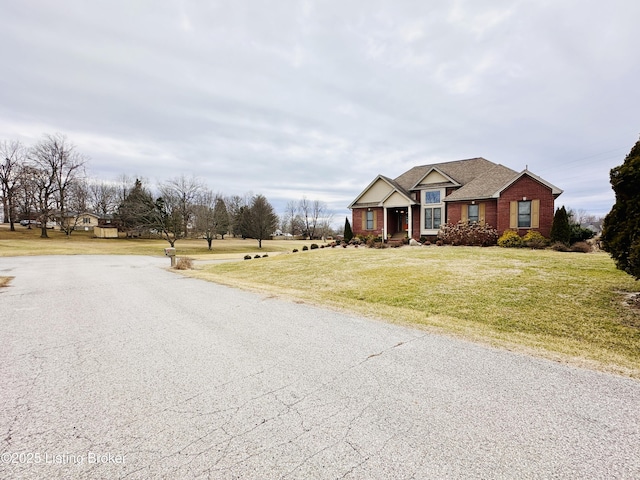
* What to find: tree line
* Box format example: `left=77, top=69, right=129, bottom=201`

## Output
left=0, top=134, right=334, bottom=248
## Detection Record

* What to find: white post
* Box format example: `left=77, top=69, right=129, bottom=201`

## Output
left=383, top=207, right=388, bottom=241
left=407, top=206, right=412, bottom=239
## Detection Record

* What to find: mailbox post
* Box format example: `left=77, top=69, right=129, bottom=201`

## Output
left=164, top=247, right=176, bottom=267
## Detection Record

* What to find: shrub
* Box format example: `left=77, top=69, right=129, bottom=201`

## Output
left=365, top=235, right=383, bottom=248
left=522, top=230, right=548, bottom=249
left=174, top=257, right=193, bottom=270
left=436, top=240, right=443, bottom=246
left=438, top=221, right=499, bottom=246
left=262, top=254, right=269, bottom=258
left=254, top=254, right=261, bottom=259
left=310, top=243, right=319, bottom=249
left=497, top=230, right=523, bottom=248
left=571, top=241, right=592, bottom=253
left=570, top=223, right=595, bottom=244
left=244, top=254, right=252, bottom=260
left=302, top=245, right=309, bottom=251
left=292, top=249, right=298, bottom=253
left=550, top=242, right=571, bottom=252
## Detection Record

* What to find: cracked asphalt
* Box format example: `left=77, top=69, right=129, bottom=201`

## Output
left=1, top=255, right=639, bottom=479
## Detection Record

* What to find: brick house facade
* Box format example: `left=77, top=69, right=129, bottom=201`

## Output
left=348, top=158, right=562, bottom=240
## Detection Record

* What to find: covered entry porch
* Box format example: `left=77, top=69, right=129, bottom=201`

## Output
left=381, top=204, right=419, bottom=241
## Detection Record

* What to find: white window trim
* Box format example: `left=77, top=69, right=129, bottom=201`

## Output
left=420, top=188, right=445, bottom=235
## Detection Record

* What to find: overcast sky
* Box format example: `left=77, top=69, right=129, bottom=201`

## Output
left=1, top=0, right=638, bottom=223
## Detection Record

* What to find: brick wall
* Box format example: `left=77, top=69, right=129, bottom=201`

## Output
left=497, top=176, right=556, bottom=237
left=352, top=207, right=384, bottom=237
left=447, top=200, right=499, bottom=230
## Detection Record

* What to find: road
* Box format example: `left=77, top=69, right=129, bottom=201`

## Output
left=1, top=255, right=638, bottom=479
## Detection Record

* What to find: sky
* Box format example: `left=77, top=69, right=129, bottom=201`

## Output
left=1, top=0, right=638, bottom=224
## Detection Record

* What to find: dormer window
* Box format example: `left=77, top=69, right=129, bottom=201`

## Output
left=425, top=191, right=440, bottom=204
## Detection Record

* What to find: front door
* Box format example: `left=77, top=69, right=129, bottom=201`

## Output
left=397, top=212, right=408, bottom=232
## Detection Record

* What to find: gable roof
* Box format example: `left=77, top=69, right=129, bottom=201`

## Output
left=394, top=157, right=496, bottom=191
left=348, top=175, right=414, bottom=209
left=494, top=169, right=563, bottom=198
left=444, top=164, right=519, bottom=201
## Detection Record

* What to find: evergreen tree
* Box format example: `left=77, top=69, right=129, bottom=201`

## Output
left=117, top=179, right=154, bottom=236
left=344, top=216, right=353, bottom=242
left=550, top=206, right=571, bottom=245
left=247, top=194, right=278, bottom=248
left=602, top=138, right=640, bottom=280
left=213, top=197, right=229, bottom=239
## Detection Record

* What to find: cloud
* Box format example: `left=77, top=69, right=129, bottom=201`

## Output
left=1, top=0, right=639, bottom=222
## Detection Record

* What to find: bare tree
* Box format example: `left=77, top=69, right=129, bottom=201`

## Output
left=0, top=140, right=27, bottom=231
left=193, top=189, right=217, bottom=250
left=15, top=164, right=38, bottom=227
left=29, top=133, right=86, bottom=237
left=88, top=180, right=118, bottom=216
left=299, top=196, right=328, bottom=239
left=282, top=200, right=303, bottom=237
left=159, top=175, right=204, bottom=239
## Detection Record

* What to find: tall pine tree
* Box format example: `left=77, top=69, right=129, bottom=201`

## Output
left=602, top=138, right=640, bottom=279
left=344, top=217, right=353, bottom=242
left=550, top=206, right=571, bottom=245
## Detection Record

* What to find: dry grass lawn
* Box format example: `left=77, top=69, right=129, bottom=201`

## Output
left=3, top=223, right=639, bottom=378
left=0, top=224, right=312, bottom=258
left=185, top=245, right=640, bottom=378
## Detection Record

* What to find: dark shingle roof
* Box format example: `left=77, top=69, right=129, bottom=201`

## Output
left=393, top=157, right=496, bottom=191
left=445, top=164, right=519, bottom=201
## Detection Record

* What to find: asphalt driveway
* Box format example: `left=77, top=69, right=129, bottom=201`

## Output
left=1, top=255, right=638, bottom=479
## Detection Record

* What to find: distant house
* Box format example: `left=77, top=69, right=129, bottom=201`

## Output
left=60, top=212, right=101, bottom=231
left=348, top=157, right=563, bottom=240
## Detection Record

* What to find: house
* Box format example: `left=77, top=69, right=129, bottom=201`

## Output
left=348, top=157, right=562, bottom=241
left=60, top=212, right=101, bottom=231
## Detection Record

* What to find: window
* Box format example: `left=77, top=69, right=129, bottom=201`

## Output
left=424, top=207, right=442, bottom=229
left=423, top=189, right=444, bottom=231
left=468, top=204, right=479, bottom=223
left=518, top=201, right=531, bottom=228
left=425, top=191, right=440, bottom=204
left=83, top=217, right=91, bottom=224
left=366, top=210, right=374, bottom=230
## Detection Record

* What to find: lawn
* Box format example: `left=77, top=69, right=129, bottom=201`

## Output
left=0, top=224, right=311, bottom=258
left=2, top=223, right=639, bottom=377
left=185, top=246, right=640, bottom=378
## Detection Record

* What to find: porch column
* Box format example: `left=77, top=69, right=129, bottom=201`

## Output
left=407, top=206, right=412, bottom=239
left=383, top=207, right=388, bottom=240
